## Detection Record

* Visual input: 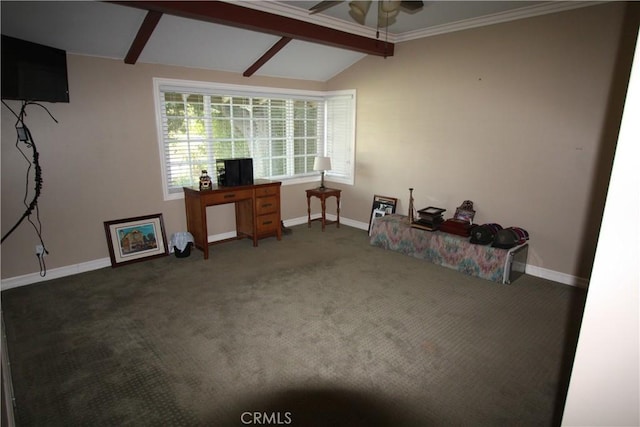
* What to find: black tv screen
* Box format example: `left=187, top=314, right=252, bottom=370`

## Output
left=1, top=35, right=69, bottom=103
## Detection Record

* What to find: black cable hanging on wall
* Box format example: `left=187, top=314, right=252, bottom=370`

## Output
left=1, top=100, right=57, bottom=276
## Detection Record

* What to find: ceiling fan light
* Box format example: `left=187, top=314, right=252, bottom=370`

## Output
left=377, top=13, right=397, bottom=28
left=348, top=1, right=371, bottom=25
left=379, top=0, right=401, bottom=13
left=377, top=1, right=400, bottom=27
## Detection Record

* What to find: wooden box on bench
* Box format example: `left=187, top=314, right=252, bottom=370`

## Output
left=440, top=218, right=473, bottom=237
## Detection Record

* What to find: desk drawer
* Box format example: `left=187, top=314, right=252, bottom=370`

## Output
left=255, top=185, right=279, bottom=197
left=257, top=213, right=279, bottom=234
left=256, top=196, right=278, bottom=215
left=204, top=189, right=253, bottom=205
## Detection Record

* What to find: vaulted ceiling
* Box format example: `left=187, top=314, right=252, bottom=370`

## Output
left=1, top=1, right=600, bottom=82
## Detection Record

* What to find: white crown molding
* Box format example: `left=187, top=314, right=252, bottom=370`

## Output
left=227, top=1, right=606, bottom=45
left=395, top=1, right=608, bottom=43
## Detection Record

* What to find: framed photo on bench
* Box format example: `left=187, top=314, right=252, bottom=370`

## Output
left=368, top=195, right=398, bottom=234
left=454, top=200, right=476, bottom=224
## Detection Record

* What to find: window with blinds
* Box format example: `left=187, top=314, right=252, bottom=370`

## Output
left=154, top=79, right=355, bottom=199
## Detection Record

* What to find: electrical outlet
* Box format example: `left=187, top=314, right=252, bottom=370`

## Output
left=36, top=245, right=45, bottom=256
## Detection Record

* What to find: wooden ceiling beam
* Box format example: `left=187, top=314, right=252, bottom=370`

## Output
left=244, top=37, right=292, bottom=77
left=111, top=1, right=394, bottom=57
left=124, top=10, right=163, bottom=64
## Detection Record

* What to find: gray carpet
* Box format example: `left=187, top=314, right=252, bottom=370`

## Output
left=1, top=224, right=586, bottom=426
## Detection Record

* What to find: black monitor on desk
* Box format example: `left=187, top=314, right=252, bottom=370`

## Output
left=216, top=158, right=253, bottom=186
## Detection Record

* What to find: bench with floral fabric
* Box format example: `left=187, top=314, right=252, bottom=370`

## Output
left=369, top=214, right=527, bottom=284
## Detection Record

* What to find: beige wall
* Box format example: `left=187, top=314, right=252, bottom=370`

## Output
left=1, top=59, right=325, bottom=278
left=1, top=2, right=633, bottom=282
left=326, top=2, right=633, bottom=281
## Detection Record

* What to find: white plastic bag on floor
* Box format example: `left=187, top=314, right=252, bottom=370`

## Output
left=170, top=232, right=194, bottom=252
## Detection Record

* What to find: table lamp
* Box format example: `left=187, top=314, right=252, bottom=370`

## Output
left=313, top=156, right=332, bottom=189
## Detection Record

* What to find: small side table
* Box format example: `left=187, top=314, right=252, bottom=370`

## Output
left=306, top=187, right=341, bottom=231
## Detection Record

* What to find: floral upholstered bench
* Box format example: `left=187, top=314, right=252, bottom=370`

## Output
left=369, top=214, right=528, bottom=284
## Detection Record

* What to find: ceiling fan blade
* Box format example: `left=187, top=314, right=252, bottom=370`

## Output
left=309, top=1, right=343, bottom=14
left=400, top=1, right=424, bottom=12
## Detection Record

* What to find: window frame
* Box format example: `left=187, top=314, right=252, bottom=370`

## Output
left=153, top=78, right=355, bottom=201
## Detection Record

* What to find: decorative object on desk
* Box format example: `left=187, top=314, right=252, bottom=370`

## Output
left=411, top=206, right=446, bottom=231
left=104, top=213, right=168, bottom=267
left=368, top=194, right=398, bottom=234
left=170, top=232, right=194, bottom=258
left=454, top=200, right=476, bottom=224
left=313, top=156, right=331, bottom=189
left=199, top=170, right=212, bottom=190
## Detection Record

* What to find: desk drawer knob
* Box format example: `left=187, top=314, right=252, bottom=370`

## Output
left=262, top=220, right=273, bottom=225
left=224, top=194, right=235, bottom=199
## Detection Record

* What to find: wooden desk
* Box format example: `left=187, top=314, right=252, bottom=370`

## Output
left=306, top=187, right=341, bottom=231
left=183, top=180, right=282, bottom=259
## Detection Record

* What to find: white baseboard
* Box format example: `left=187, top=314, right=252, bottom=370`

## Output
left=525, top=264, right=589, bottom=289
left=1, top=258, right=112, bottom=291
left=0, top=217, right=587, bottom=290
left=207, top=231, right=238, bottom=243
left=285, top=215, right=369, bottom=231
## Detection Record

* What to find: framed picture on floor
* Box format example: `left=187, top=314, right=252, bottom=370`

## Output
left=369, top=208, right=388, bottom=236
left=368, top=195, right=398, bottom=234
left=104, top=213, right=168, bottom=267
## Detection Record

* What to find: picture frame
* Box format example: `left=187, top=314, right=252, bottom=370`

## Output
left=368, top=195, right=398, bottom=234
left=454, top=200, right=476, bottom=224
left=369, top=208, right=388, bottom=236
left=419, top=206, right=446, bottom=216
left=104, top=213, right=168, bottom=267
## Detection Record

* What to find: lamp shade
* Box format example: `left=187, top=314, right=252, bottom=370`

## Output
left=313, top=156, right=332, bottom=171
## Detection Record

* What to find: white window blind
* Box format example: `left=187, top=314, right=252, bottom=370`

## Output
left=154, top=79, right=355, bottom=199
left=325, top=92, right=355, bottom=184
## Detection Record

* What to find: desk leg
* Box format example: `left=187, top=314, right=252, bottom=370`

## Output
left=307, top=195, right=311, bottom=228
left=202, top=242, right=209, bottom=259
left=185, top=192, right=210, bottom=260
left=336, top=194, right=340, bottom=228
left=321, top=196, right=326, bottom=231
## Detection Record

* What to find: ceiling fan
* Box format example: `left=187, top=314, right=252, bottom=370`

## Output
left=309, top=0, right=424, bottom=28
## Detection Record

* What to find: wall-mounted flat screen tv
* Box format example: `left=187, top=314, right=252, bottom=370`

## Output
left=1, top=35, right=69, bottom=103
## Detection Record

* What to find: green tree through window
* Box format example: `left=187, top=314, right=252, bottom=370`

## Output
left=154, top=79, right=355, bottom=199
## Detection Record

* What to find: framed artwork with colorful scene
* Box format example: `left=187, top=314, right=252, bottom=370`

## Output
left=104, top=213, right=168, bottom=267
